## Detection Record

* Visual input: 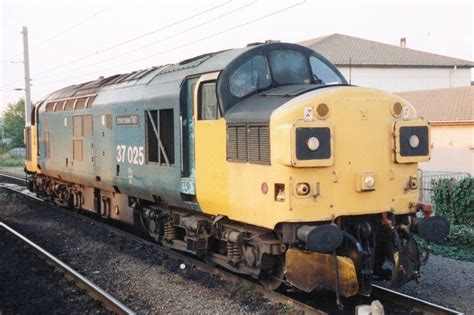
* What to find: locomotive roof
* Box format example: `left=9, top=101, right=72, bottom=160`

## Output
left=42, top=45, right=256, bottom=102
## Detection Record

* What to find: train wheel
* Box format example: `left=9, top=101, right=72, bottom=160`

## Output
left=259, top=254, right=284, bottom=290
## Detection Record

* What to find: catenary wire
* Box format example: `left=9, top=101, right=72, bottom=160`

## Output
left=0, top=0, right=231, bottom=91
left=32, top=0, right=232, bottom=77
left=0, top=0, right=122, bottom=90
left=36, top=0, right=306, bottom=87
left=5, top=0, right=122, bottom=61
left=35, top=0, right=257, bottom=81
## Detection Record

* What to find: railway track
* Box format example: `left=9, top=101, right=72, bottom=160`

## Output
left=0, top=173, right=464, bottom=315
left=0, top=221, right=135, bottom=315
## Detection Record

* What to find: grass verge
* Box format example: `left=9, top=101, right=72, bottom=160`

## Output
left=0, top=153, right=25, bottom=167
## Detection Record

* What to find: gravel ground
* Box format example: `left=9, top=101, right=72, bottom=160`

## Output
left=0, top=166, right=25, bottom=178
left=0, top=228, right=109, bottom=314
left=0, top=190, right=280, bottom=314
left=394, top=255, right=474, bottom=313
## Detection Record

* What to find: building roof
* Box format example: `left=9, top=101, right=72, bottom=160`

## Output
left=396, top=86, right=474, bottom=123
left=299, top=34, right=474, bottom=68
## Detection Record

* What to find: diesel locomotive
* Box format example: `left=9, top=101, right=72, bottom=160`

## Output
left=24, top=42, right=450, bottom=301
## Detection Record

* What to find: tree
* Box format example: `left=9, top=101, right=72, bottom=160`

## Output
left=3, top=98, right=26, bottom=148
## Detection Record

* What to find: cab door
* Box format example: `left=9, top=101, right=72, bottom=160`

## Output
left=193, top=72, right=230, bottom=215
left=180, top=77, right=198, bottom=200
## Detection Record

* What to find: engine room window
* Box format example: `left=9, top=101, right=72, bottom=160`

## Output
left=159, top=109, right=174, bottom=165
left=145, top=109, right=174, bottom=166
left=230, top=55, right=271, bottom=98
left=146, top=110, right=159, bottom=163
left=199, top=82, right=219, bottom=120
left=309, top=56, right=344, bottom=85
left=269, top=50, right=312, bottom=85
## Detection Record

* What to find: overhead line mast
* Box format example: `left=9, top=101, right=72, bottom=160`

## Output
left=22, top=26, right=32, bottom=126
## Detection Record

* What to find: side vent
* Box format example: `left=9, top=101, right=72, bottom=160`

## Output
left=227, top=124, right=270, bottom=164
left=248, top=126, right=270, bottom=164
left=227, top=125, right=247, bottom=162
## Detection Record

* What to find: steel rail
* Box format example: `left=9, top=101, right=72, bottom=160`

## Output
left=371, top=285, right=463, bottom=315
left=0, top=221, right=135, bottom=315
left=0, top=174, right=465, bottom=314
left=0, top=172, right=26, bottom=182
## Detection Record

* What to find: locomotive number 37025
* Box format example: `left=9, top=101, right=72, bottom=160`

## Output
left=116, top=145, right=145, bottom=165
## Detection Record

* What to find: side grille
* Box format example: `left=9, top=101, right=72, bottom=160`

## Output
left=227, top=125, right=247, bottom=162
left=248, top=126, right=270, bottom=164
left=227, top=124, right=270, bottom=164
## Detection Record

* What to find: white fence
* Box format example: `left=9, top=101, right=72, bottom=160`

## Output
left=9, top=147, right=26, bottom=158
left=419, top=170, right=471, bottom=204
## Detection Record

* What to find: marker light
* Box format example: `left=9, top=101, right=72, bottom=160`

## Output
left=364, top=176, right=376, bottom=189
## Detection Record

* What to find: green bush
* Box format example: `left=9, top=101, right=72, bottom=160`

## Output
left=0, top=144, right=8, bottom=154
left=0, top=153, right=25, bottom=167
left=432, top=177, right=473, bottom=225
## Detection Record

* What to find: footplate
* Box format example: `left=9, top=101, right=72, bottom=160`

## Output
left=285, top=248, right=359, bottom=297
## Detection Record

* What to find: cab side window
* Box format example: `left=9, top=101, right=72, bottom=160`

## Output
left=199, top=81, right=220, bottom=120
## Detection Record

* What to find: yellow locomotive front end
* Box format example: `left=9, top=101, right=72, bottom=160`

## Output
left=269, top=86, right=436, bottom=296
left=192, top=43, right=450, bottom=299
left=270, top=86, right=426, bottom=223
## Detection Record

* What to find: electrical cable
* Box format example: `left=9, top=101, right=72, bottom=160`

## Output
left=36, top=0, right=306, bottom=87
left=0, top=0, right=231, bottom=91
left=35, top=0, right=257, bottom=81
left=32, top=0, right=232, bottom=77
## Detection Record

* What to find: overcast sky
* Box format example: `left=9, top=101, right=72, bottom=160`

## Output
left=1, top=0, right=472, bottom=114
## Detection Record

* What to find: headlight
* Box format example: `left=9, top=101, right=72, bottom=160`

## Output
left=292, top=123, right=333, bottom=167
left=399, top=126, right=429, bottom=157
left=295, top=127, right=331, bottom=160
left=409, top=135, right=420, bottom=148
left=307, top=136, right=320, bottom=151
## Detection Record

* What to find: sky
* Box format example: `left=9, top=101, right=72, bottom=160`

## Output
left=0, top=0, right=472, bottom=114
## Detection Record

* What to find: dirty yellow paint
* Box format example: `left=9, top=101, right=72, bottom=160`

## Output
left=194, top=72, right=230, bottom=215
left=193, top=84, right=426, bottom=229
left=24, top=125, right=40, bottom=174
left=285, top=248, right=359, bottom=297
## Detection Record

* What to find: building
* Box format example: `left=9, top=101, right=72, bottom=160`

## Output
left=396, top=86, right=473, bottom=174
left=300, top=34, right=474, bottom=92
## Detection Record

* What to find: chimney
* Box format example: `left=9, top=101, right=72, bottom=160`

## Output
left=400, top=37, right=406, bottom=48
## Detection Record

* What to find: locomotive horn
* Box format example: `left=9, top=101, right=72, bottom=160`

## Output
left=297, top=224, right=344, bottom=253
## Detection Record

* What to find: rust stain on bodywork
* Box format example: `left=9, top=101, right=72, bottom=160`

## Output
left=285, top=248, right=359, bottom=297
